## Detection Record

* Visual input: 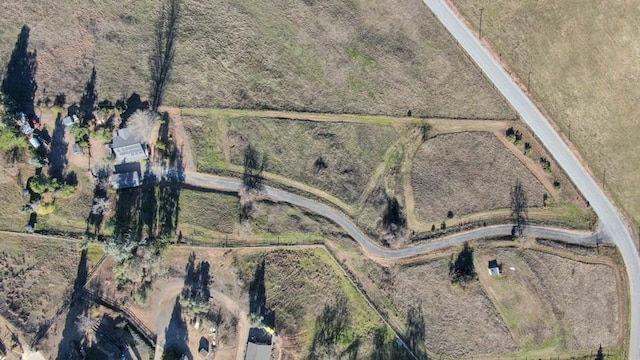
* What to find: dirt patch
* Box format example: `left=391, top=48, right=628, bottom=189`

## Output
left=477, top=247, right=619, bottom=353
left=411, top=132, right=546, bottom=223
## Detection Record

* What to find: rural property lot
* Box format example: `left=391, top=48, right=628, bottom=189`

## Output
left=452, top=0, right=640, bottom=226
left=183, top=113, right=398, bottom=204
left=0, top=233, right=82, bottom=343
left=411, top=132, right=546, bottom=223
left=0, top=0, right=511, bottom=119
left=477, top=247, right=619, bottom=357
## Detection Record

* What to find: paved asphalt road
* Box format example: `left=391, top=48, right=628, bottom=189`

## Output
left=185, top=172, right=601, bottom=259
left=423, top=0, right=640, bottom=357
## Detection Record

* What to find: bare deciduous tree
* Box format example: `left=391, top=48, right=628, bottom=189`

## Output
left=127, top=110, right=160, bottom=145
left=90, top=197, right=111, bottom=215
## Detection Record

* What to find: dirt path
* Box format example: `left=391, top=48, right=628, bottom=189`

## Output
left=146, top=278, right=249, bottom=360
left=494, top=130, right=558, bottom=194
left=159, top=106, right=197, bottom=172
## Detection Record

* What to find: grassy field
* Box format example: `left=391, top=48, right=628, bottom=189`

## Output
left=183, top=113, right=398, bottom=204
left=0, top=233, right=81, bottom=343
left=0, top=0, right=512, bottom=119
left=452, top=0, right=640, bottom=226
left=234, top=248, right=384, bottom=358
left=179, top=188, right=240, bottom=234
left=477, top=247, right=619, bottom=357
left=393, top=255, right=517, bottom=357
left=411, top=132, right=547, bottom=223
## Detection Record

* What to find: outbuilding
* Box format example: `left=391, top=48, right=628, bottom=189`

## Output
left=488, top=259, right=502, bottom=276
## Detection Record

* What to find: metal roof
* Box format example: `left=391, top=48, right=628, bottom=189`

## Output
left=245, top=342, right=272, bottom=360
left=109, top=171, right=141, bottom=189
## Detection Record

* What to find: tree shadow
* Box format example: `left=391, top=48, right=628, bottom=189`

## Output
left=307, top=295, right=351, bottom=359
left=163, top=297, right=192, bottom=360
left=1, top=24, right=37, bottom=115
left=55, top=249, right=90, bottom=360
left=243, top=144, right=267, bottom=191
left=112, top=184, right=142, bottom=239
left=404, top=306, right=427, bottom=359
left=79, top=67, right=98, bottom=125
left=48, top=113, right=68, bottom=181
left=248, top=258, right=274, bottom=327
left=150, top=0, right=180, bottom=111
left=138, top=163, right=158, bottom=239
left=450, top=242, right=477, bottom=284
left=87, top=181, right=108, bottom=237
left=158, top=143, right=184, bottom=236
left=120, top=93, right=150, bottom=126
left=511, top=180, right=528, bottom=236
left=180, top=253, right=211, bottom=319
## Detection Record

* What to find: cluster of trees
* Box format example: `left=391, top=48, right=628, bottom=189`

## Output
left=106, top=230, right=171, bottom=304
left=180, top=253, right=211, bottom=317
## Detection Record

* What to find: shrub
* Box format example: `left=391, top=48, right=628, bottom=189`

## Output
left=447, top=210, right=454, bottom=219
left=28, top=154, right=46, bottom=168
left=58, top=183, right=77, bottom=198
left=36, top=202, right=56, bottom=216
left=29, top=174, right=50, bottom=194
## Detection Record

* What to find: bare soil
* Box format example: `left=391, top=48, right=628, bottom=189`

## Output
left=411, top=132, right=547, bottom=223
left=0, top=0, right=511, bottom=119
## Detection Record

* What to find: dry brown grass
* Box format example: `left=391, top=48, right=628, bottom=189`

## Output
left=411, top=132, right=546, bottom=223
left=184, top=113, right=398, bottom=204
left=452, top=0, right=640, bottom=225
left=394, top=256, right=517, bottom=357
left=234, top=248, right=383, bottom=358
left=477, top=247, right=619, bottom=355
left=0, top=0, right=512, bottom=119
left=0, top=233, right=79, bottom=342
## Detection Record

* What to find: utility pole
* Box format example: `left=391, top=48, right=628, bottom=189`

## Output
left=527, top=71, right=531, bottom=91
left=479, top=8, right=484, bottom=39
left=603, top=167, right=606, bottom=190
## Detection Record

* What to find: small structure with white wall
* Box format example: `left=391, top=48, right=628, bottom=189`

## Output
left=488, top=259, right=502, bottom=276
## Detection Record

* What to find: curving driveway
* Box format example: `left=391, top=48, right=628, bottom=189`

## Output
left=184, top=172, right=603, bottom=260
left=423, top=0, right=640, bottom=358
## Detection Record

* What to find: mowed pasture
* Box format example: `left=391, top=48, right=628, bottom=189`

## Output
left=477, top=247, right=619, bottom=356
left=411, top=132, right=546, bottom=223
left=453, top=0, right=640, bottom=225
left=183, top=113, right=397, bottom=204
left=0, top=0, right=512, bottom=119
left=0, top=234, right=81, bottom=342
